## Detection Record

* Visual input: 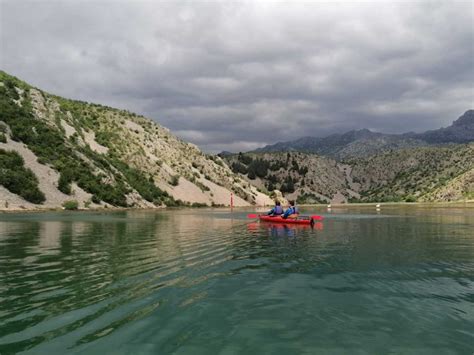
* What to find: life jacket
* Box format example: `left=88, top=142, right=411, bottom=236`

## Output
left=284, top=206, right=298, bottom=218
left=274, top=205, right=283, bottom=214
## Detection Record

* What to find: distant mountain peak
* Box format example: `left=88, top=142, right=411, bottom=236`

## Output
left=344, top=128, right=378, bottom=138
left=252, top=110, right=473, bottom=159
left=452, top=110, right=474, bottom=127
left=417, top=110, right=474, bottom=144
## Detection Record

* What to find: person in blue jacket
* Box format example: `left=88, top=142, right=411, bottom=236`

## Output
left=283, top=200, right=299, bottom=219
left=267, top=201, right=283, bottom=216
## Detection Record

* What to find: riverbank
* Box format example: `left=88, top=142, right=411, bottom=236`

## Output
left=0, top=205, right=166, bottom=214
left=299, top=200, right=474, bottom=207
left=3, top=200, right=472, bottom=214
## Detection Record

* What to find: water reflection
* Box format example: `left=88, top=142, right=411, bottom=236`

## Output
left=247, top=221, right=323, bottom=237
left=0, top=207, right=472, bottom=354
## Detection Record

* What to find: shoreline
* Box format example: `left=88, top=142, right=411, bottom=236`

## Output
left=0, top=205, right=166, bottom=214
left=1, top=200, right=472, bottom=214
left=299, top=200, right=474, bottom=208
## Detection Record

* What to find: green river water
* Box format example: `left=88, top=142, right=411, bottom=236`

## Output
left=0, top=206, right=473, bottom=354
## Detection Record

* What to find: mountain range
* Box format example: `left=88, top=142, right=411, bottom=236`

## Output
left=1, top=70, right=472, bottom=209
left=253, top=110, right=474, bottom=160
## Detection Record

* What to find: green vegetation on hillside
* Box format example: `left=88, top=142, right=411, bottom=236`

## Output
left=349, top=145, right=474, bottom=202
left=62, top=200, right=79, bottom=210
left=0, top=149, right=45, bottom=203
left=2, top=70, right=470, bottom=207
left=1, top=71, right=267, bottom=208
left=224, top=145, right=474, bottom=203
left=225, top=151, right=342, bottom=201
left=110, top=158, right=175, bottom=205
left=296, top=193, right=326, bottom=204
left=0, top=80, right=128, bottom=206
left=0, top=71, right=176, bottom=207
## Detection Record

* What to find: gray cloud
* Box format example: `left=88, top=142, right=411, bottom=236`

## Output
left=1, top=1, right=473, bottom=152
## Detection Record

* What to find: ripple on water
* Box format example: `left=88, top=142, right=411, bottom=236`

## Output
left=0, top=208, right=473, bottom=354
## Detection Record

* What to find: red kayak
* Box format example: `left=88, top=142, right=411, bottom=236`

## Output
left=259, top=215, right=317, bottom=225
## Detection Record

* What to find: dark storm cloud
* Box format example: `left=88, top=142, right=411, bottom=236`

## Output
left=1, top=1, right=473, bottom=152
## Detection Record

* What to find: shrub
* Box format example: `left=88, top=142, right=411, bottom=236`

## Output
left=297, top=193, right=326, bottom=204
left=63, top=200, right=79, bottom=210
left=237, top=152, right=253, bottom=165
left=267, top=181, right=275, bottom=191
left=0, top=149, right=45, bottom=204
left=291, top=159, right=299, bottom=171
left=231, top=162, right=247, bottom=174
left=170, top=175, right=180, bottom=186
left=247, top=170, right=256, bottom=180
left=194, top=180, right=210, bottom=192
left=298, top=166, right=308, bottom=175
left=247, top=159, right=269, bottom=178
left=280, top=177, right=295, bottom=193
left=110, top=158, right=173, bottom=205
left=270, top=161, right=286, bottom=171
left=95, top=131, right=118, bottom=148
left=58, top=168, right=73, bottom=194
left=191, top=202, right=208, bottom=207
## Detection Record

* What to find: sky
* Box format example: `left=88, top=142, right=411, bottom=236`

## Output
left=1, top=1, right=473, bottom=152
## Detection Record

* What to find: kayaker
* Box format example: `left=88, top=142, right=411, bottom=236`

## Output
left=283, top=200, right=299, bottom=219
left=267, top=201, right=283, bottom=216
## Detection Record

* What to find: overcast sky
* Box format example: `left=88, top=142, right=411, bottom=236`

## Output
left=1, top=1, right=473, bottom=152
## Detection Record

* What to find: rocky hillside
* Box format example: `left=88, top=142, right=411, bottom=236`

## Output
left=0, top=71, right=272, bottom=210
left=223, top=152, right=360, bottom=204
left=223, top=144, right=474, bottom=203
left=253, top=110, right=474, bottom=160
left=349, top=144, right=474, bottom=202
left=2, top=70, right=470, bottom=209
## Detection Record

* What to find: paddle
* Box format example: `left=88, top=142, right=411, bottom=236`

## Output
left=247, top=213, right=324, bottom=220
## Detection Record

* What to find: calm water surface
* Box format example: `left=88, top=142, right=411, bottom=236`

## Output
left=0, top=206, right=473, bottom=354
